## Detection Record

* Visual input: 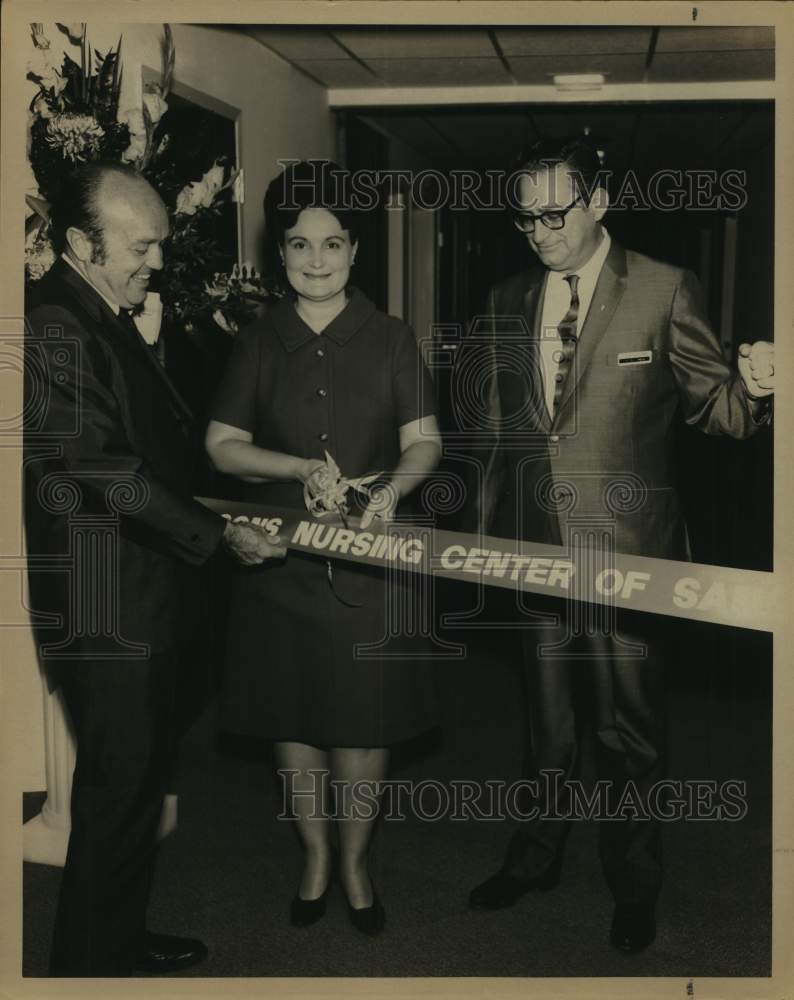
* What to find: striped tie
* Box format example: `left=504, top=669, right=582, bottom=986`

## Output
left=553, top=273, right=580, bottom=412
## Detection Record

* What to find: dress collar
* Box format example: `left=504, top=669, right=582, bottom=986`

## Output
left=269, top=287, right=377, bottom=352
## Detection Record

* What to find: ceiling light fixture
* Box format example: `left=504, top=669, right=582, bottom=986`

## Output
left=552, top=73, right=605, bottom=91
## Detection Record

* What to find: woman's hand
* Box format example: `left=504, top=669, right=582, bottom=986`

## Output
left=360, top=483, right=399, bottom=530
left=300, top=457, right=330, bottom=489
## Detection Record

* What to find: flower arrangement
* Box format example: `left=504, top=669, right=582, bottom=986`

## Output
left=24, top=22, right=276, bottom=335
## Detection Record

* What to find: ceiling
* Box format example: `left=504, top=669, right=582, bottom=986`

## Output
left=242, top=25, right=775, bottom=89
left=237, top=25, right=774, bottom=172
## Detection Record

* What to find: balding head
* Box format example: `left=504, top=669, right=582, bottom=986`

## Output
left=57, top=161, right=170, bottom=310
left=95, top=168, right=166, bottom=229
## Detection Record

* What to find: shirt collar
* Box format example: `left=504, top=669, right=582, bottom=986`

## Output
left=61, top=253, right=121, bottom=315
left=549, top=227, right=612, bottom=286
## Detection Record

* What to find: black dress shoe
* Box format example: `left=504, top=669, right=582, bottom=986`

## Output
left=134, top=932, right=208, bottom=973
left=469, top=855, right=562, bottom=910
left=348, top=884, right=385, bottom=936
left=610, top=902, right=657, bottom=952
left=290, top=882, right=331, bottom=927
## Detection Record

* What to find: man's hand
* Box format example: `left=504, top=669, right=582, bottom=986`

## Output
left=738, top=341, right=774, bottom=398
left=222, top=521, right=286, bottom=565
left=360, top=483, right=399, bottom=530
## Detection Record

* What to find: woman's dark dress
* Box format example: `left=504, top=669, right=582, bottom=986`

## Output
left=210, top=289, right=437, bottom=746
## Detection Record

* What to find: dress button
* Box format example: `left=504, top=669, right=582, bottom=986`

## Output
left=555, top=373, right=564, bottom=382
left=317, top=388, right=327, bottom=398
left=316, top=348, right=325, bottom=358
left=319, top=432, right=328, bottom=442
left=549, top=434, right=560, bottom=443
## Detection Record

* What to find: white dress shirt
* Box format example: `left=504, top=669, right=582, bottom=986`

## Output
left=537, top=229, right=612, bottom=416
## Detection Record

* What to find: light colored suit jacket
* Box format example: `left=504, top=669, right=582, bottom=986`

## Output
left=472, top=240, right=770, bottom=560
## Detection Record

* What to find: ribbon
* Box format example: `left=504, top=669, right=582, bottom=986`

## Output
left=198, top=497, right=778, bottom=634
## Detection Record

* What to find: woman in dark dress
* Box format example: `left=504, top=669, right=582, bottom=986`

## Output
left=205, top=163, right=441, bottom=934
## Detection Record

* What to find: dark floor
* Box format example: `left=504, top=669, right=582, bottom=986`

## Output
left=22, top=611, right=772, bottom=979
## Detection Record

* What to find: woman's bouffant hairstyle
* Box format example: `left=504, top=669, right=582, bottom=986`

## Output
left=264, top=160, right=360, bottom=248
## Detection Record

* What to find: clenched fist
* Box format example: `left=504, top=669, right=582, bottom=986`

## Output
left=222, top=521, right=287, bottom=566
left=738, top=341, right=774, bottom=399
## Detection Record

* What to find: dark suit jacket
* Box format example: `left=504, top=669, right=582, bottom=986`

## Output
left=475, top=240, right=770, bottom=561
left=24, top=259, right=227, bottom=660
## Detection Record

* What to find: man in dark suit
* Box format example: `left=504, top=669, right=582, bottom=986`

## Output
left=466, top=137, right=774, bottom=951
left=24, top=161, right=285, bottom=977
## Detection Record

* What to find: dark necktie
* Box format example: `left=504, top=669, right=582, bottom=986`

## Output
left=553, top=273, right=580, bottom=412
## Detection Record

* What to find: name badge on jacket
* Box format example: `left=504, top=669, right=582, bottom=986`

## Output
left=617, top=350, right=654, bottom=367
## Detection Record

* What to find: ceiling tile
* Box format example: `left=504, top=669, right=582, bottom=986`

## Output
left=648, top=50, right=774, bottom=82
left=656, top=26, right=775, bottom=52
left=295, top=60, right=379, bottom=87
left=332, top=28, right=496, bottom=59
left=245, top=28, right=344, bottom=60
left=364, top=58, right=512, bottom=87
left=509, top=53, right=647, bottom=84
left=495, top=27, right=652, bottom=56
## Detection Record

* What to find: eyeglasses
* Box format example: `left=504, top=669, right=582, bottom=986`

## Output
left=512, top=195, right=583, bottom=234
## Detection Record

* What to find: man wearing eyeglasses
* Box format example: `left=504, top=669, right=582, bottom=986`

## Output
left=466, top=136, right=774, bottom=952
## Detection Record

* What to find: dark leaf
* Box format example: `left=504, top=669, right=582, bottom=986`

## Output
left=161, top=24, right=175, bottom=98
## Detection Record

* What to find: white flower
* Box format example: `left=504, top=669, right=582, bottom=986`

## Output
left=201, top=162, right=225, bottom=205
left=121, top=107, right=147, bottom=136
left=174, top=161, right=227, bottom=216
left=31, top=24, right=50, bottom=49
left=142, top=92, right=168, bottom=125
left=32, top=94, right=55, bottom=120
left=121, top=132, right=147, bottom=164
left=175, top=183, right=200, bottom=216
left=25, top=228, right=56, bottom=281
left=64, top=23, right=85, bottom=42
left=27, top=47, right=64, bottom=93
left=231, top=262, right=262, bottom=294
left=212, top=310, right=237, bottom=335
left=27, top=49, right=49, bottom=76
left=204, top=278, right=227, bottom=300
left=45, top=113, right=104, bottom=162
left=27, top=45, right=66, bottom=94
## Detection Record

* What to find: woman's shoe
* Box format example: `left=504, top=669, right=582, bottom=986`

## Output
left=347, top=883, right=385, bottom=936
left=290, top=882, right=331, bottom=928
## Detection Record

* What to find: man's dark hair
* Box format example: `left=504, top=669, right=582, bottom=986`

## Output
left=264, top=160, right=360, bottom=247
left=49, top=161, right=144, bottom=262
left=512, top=136, right=606, bottom=204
